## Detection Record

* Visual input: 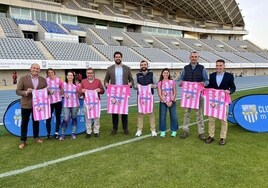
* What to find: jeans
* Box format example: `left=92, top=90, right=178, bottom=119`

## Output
left=61, top=107, right=79, bottom=134
left=159, top=101, right=178, bottom=132
left=46, top=101, right=62, bottom=135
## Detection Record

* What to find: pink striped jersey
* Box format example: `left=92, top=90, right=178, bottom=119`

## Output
left=46, top=77, right=63, bottom=104
left=63, top=82, right=79, bottom=108
left=203, top=88, right=231, bottom=121
left=180, top=81, right=203, bottom=109
left=84, top=90, right=101, bottom=119
left=138, top=84, right=154, bottom=114
left=32, top=88, right=51, bottom=121
left=106, top=84, right=131, bottom=114
left=158, top=80, right=175, bottom=102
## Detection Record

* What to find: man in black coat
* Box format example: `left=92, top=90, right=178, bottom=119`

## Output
left=206, top=59, right=236, bottom=145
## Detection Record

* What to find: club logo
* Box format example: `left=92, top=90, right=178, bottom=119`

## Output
left=241, top=104, right=258, bottom=123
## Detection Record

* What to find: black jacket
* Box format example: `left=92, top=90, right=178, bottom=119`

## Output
left=207, top=72, right=236, bottom=94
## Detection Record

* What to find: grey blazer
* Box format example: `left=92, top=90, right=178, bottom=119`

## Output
left=16, top=74, right=47, bottom=109
left=104, top=64, right=134, bottom=86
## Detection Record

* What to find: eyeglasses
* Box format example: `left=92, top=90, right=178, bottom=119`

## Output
left=87, top=72, right=94, bottom=74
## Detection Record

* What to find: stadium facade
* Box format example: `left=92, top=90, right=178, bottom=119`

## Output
left=0, top=0, right=267, bottom=85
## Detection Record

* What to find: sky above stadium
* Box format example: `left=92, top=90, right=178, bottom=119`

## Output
left=236, top=0, right=268, bottom=49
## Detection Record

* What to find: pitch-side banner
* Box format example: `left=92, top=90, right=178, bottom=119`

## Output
left=233, top=94, right=268, bottom=132
left=227, top=99, right=238, bottom=124
left=3, top=99, right=86, bottom=137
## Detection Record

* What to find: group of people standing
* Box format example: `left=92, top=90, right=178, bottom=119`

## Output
left=16, top=51, right=236, bottom=149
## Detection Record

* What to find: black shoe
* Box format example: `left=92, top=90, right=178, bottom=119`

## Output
left=123, top=129, right=129, bottom=135
left=110, top=130, right=117, bottom=135
left=46, top=135, right=52, bottom=139
left=85, top=134, right=91, bottom=139
left=180, top=131, right=189, bottom=139
left=219, top=138, right=226, bottom=145
left=94, top=133, right=99, bottom=138
left=205, top=136, right=215, bottom=144
left=199, top=133, right=206, bottom=141
left=53, top=133, right=59, bottom=139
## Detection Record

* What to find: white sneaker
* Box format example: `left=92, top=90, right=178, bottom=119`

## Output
left=151, top=131, right=157, bottom=137
left=135, top=130, right=142, bottom=137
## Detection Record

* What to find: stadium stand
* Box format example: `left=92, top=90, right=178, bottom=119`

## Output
left=156, top=36, right=190, bottom=50
left=92, top=28, right=120, bottom=46
left=93, top=44, right=143, bottom=62
left=126, top=32, right=166, bottom=48
left=199, top=39, right=234, bottom=52
left=42, top=41, right=103, bottom=61
left=74, top=0, right=92, bottom=9
left=38, top=20, right=67, bottom=34
left=0, top=0, right=265, bottom=69
left=198, top=51, right=226, bottom=63
left=222, top=40, right=263, bottom=52
left=64, top=0, right=83, bottom=11
left=79, top=24, right=104, bottom=45
left=132, top=47, right=179, bottom=62
left=164, top=49, right=208, bottom=63
left=129, top=11, right=144, bottom=21
left=92, top=28, right=138, bottom=47
left=0, top=38, right=45, bottom=59
left=22, top=0, right=62, bottom=7
left=62, top=23, right=84, bottom=32
left=179, top=38, right=212, bottom=51
left=257, top=52, right=268, bottom=60
left=13, top=19, right=35, bottom=26
left=234, top=52, right=268, bottom=63
left=223, top=40, right=248, bottom=52
left=215, top=51, right=251, bottom=63
left=135, top=12, right=153, bottom=21
left=0, top=18, right=21, bottom=38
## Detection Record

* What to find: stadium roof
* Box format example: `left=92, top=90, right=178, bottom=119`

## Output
left=123, top=0, right=245, bottom=27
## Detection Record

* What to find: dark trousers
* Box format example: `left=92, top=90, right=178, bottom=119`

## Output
left=46, top=101, right=62, bottom=135
left=112, top=114, right=128, bottom=130
left=21, top=108, right=39, bottom=141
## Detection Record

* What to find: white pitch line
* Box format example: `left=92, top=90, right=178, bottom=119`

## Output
left=0, top=120, right=206, bottom=179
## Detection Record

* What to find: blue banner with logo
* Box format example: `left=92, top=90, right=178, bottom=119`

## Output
left=227, top=99, right=238, bottom=124
left=3, top=99, right=86, bottom=137
left=233, top=94, right=268, bottom=132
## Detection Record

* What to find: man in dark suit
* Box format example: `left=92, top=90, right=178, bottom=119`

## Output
left=16, top=63, right=47, bottom=149
left=104, top=51, right=134, bottom=135
left=206, top=59, right=236, bottom=145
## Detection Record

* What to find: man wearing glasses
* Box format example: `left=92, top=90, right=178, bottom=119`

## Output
left=79, top=68, right=104, bottom=138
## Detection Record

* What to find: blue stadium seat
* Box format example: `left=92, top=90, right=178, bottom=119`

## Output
left=38, top=20, right=67, bottom=35
left=13, top=19, right=35, bottom=26
left=62, top=23, right=84, bottom=32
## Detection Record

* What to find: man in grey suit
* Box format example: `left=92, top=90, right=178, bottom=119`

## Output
left=104, top=51, right=134, bottom=135
left=16, top=63, right=47, bottom=149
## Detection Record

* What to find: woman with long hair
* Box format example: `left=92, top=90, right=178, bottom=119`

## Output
left=157, top=68, right=179, bottom=137
left=46, top=68, right=63, bottom=139
left=60, top=71, right=80, bottom=140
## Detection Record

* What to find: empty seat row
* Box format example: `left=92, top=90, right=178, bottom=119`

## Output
left=38, top=20, right=67, bottom=35
left=0, top=38, right=45, bottom=59
left=14, top=19, right=35, bottom=26
left=42, top=40, right=103, bottom=61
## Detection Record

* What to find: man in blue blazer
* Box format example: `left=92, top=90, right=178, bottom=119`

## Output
left=206, top=59, right=236, bottom=145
